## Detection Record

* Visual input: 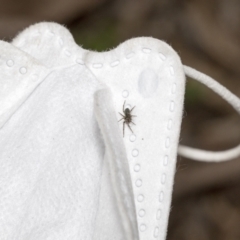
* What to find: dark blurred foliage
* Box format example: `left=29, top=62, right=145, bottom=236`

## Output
left=1, top=0, right=240, bottom=239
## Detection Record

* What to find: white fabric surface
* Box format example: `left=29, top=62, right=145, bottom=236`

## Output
left=0, top=22, right=239, bottom=240
left=10, top=22, right=186, bottom=240
left=0, top=61, right=106, bottom=239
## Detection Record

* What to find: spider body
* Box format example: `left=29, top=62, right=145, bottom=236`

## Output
left=118, top=101, right=136, bottom=137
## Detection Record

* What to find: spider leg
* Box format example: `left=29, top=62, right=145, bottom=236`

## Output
left=131, top=121, right=136, bottom=125
left=123, top=100, right=126, bottom=112
left=118, top=118, right=124, bottom=122
left=130, top=106, right=135, bottom=112
left=132, top=115, right=137, bottom=117
left=126, top=123, right=134, bottom=133
left=123, top=121, right=126, bottom=137
left=118, top=112, right=125, bottom=117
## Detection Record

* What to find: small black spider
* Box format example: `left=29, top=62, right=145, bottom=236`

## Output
left=118, top=101, right=136, bottom=137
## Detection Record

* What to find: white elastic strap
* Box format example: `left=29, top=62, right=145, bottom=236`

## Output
left=94, top=87, right=139, bottom=240
left=178, top=65, right=240, bottom=162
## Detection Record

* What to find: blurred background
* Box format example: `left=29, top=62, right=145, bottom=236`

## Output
left=1, top=0, right=240, bottom=239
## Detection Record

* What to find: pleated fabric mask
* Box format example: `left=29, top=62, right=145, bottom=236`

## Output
left=0, top=22, right=239, bottom=240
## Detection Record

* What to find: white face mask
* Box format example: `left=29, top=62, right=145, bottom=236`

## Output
left=0, top=22, right=239, bottom=240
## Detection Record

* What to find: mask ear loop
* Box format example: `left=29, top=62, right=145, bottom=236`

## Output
left=178, top=65, right=240, bottom=162
left=94, top=87, right=139, bottom=240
